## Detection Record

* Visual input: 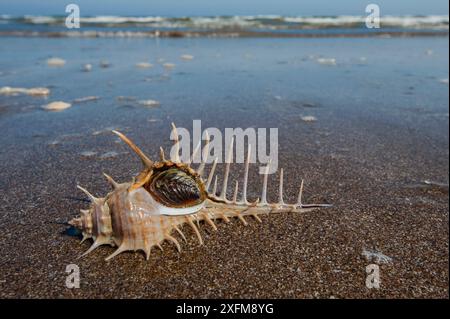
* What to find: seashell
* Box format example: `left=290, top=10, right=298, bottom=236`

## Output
left=69, top=124, right=332, bottom=260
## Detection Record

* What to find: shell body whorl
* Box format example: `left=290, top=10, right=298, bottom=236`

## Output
left=106, top=186, right=184, bottom=259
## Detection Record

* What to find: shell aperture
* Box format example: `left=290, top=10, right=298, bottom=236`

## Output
left=147, top=167, right=206, bottom=208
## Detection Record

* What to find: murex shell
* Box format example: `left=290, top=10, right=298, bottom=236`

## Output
left=69, top=123, right=331, bottom=260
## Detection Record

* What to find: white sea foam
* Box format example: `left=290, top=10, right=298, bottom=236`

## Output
left=6, top=14, right=447, bottom=30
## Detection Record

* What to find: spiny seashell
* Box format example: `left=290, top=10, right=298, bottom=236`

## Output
left=69, top=123, right=331, bottom=260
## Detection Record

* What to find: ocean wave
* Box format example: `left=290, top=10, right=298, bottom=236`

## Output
left=0, top=14, right=448, bottom=30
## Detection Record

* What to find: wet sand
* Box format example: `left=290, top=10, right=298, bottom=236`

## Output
left=0, top=36, right=448, bottom=298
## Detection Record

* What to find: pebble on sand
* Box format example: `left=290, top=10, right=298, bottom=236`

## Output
left=317, top=58, right=337, bottom=66
left=82, top=63, right=92, bottom=72
left=180, top=54, right=194, bottom=61
left=138, top=99, right=160, bottom=107
left=100, top=60, right=111, bottom=68
left=163, top=63, right=176, bottom=69
left=136, top=62, right=153, bottom=69
left=42, top=101, right=72, bottom=111
left=300, top=115, right=317, bottom=122
left=47, top=57, right=66, bottom=67
left=0, top=86, right=50, bottom=96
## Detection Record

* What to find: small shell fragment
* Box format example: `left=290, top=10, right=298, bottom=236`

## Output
left=27, top=87, right=51, bottom=96
left=180, top=54, right=194, bottom=61
left=138, top=99, right=160, bottom=107
left=42, top=101, right=72, bottom=111
left=73, top=96, right=100, bottom=104
left=136, top=62, right=153, bottom=69
left=100, top=151, right=120, bottom=159
left=163, top=63, right=176, bottom=69
left=300, top=115, right=317, bottom=122
left=47, top=57, right=66, bottom=67
left=0, top=86, right=50, bottom=96
left=80, top=151, right=97, bottom=157
left=316, top=58, right=336, bottom=66
left=82, top=64, right=92, bottom=72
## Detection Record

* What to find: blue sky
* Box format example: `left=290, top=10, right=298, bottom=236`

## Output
left=0, top=0, right=448, bottom=16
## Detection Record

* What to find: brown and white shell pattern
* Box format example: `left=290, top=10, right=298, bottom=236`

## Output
left=69, top=124, right=331, bottom=260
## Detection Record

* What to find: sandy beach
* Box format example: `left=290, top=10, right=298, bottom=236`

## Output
left=0, top=29, right=448, bottom=298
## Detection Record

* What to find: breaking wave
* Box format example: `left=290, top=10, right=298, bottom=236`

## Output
left=0, top=14, right=448, bottom=30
